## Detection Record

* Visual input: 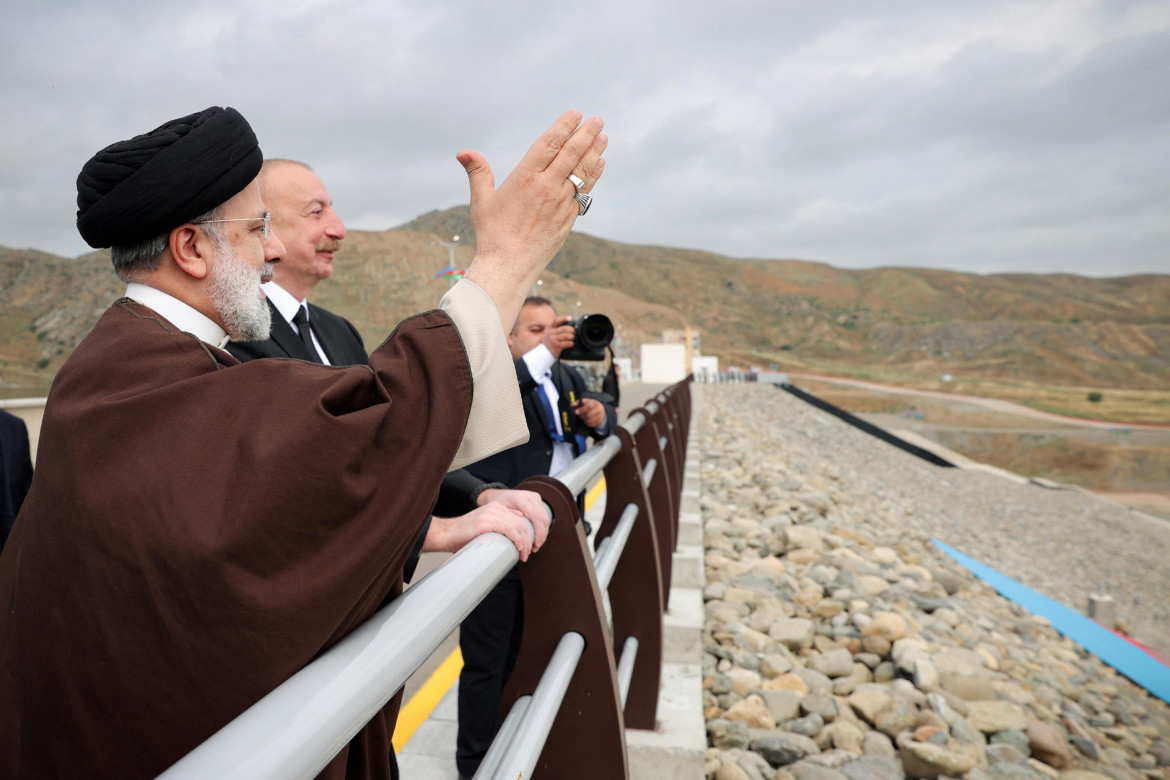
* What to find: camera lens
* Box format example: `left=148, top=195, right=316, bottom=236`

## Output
left=577, top=314, right=614, bottom=349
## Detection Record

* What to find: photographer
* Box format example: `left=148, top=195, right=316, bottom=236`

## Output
left=454, top=296, right=616, bottom=778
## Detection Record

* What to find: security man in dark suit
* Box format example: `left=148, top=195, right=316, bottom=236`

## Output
left=455, top=296, right=616, bottom=778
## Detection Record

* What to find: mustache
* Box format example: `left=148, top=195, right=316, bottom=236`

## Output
left=318, top=238, right=342, bottom=253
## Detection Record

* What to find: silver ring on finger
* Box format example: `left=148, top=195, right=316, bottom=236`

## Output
left=575, top=192, right=592, bottom=216
left=568, top=174, right=585, bottom=193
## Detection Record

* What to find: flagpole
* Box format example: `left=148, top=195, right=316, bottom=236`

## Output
left=435, top=235, right=461, bottom=288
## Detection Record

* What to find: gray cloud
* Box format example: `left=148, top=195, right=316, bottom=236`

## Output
left=2, top=0, right=1168, bottom=277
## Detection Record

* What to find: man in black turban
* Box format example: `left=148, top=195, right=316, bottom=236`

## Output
left=0, top=106, right=608, bottom=779
left=76, top=106, right=263, bottom=251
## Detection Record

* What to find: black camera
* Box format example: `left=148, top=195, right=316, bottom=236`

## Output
left=560, top=313, right=614, bottom=361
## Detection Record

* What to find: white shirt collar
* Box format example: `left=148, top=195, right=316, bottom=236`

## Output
left=261, top=281, right=305, bottom=324
left=521, top=343, right=556, bottom=384
left=124, top=283, right=230, bottom=348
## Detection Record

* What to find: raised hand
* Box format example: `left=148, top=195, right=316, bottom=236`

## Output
left=460, top=111, right=608, bottom=329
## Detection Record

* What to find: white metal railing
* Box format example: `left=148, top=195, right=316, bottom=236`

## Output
left=476, top=632, right=586, bottom=779
left=162, top=380, right=690, bottom=779
left=160, top=531, right=523, bottom=779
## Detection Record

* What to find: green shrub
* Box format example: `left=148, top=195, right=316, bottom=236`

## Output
left=1087, top=391, right=1103, bottom=403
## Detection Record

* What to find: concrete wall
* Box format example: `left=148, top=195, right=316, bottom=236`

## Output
left=641, top=344, right=687, bottom=384
left=691, top=355, right=718, bottom=381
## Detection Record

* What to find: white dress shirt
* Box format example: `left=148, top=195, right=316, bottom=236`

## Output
left=521, top=343, right=576, bottom=476
left=262, top=281, right=331, bottom=365
left=124, top=283, right=229, bottom=348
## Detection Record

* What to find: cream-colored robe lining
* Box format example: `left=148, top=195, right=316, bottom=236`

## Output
left=439, top=279, right=529, bottom=470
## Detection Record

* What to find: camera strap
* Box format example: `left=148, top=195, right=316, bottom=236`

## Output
left=538, top=366, right=589, bottom=455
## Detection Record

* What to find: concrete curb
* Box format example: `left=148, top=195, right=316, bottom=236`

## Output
left=628, top=385, right=706, bottom=779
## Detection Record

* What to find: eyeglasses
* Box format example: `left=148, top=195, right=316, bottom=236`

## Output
left=192, top=212, right=271, bottom=239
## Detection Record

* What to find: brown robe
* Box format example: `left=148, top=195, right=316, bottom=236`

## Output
left=0, top=298, right=474, bottom=778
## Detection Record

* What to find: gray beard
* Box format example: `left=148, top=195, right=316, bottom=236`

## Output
left=207, top=238, right=273, bottom=341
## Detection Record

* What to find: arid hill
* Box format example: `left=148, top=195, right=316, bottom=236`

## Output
left=2, top=206, right=1168, bottom=421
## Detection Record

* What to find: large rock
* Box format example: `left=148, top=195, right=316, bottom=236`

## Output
left=786, top=526, right=825, bottom=552
left=760, top=651, right=795, bottom=678
left=753, top=732, right=822, bottom=767
left=841, top=755, right=903, bottom=780
left=788, top=548, right=822, bottom=565
left=891, top=637, right=932, bottom=675
left=708, top=718, right=751, bottom=750
left=847, top=688, right=892, bottom=725
left=810, top=648, right=856, bottom=678
left=1025, top=721, right=1073, bottom=770
left=792, top=666, right=834, bottom=696
left=720, top=747, right=777, bottom=780
left=1148, top=739, right=1170, bottom=766
left=771, top=618, right=816, bottom=650
left=988, top=763, right=1048, bottom=779
left=791, top=764, right=849, bottom=780
left=757, top=689, right=803, bottom=723
left=802, top=693, right=841, bottom=722
left=912, top=658, right=940, bottom=689
left=738, top=626, right=776, bottom=653
left=874, top=697, right=920, bottom=737
left=863, top=612, right=910, bottom=642
left=724, top=694, right=776, bottom=729
left=726, top=668, right=763, bottom=696
left=863, top=730, right=897, bottom=758
left=897, top=731, right=980, bottom=778
left=967, top=701, right=1029, bottom=734
left=990, top=728, right=1032, bottom=757
left=763, top=672, right=811, bottom=695
left=714, top=763, right=753, bottom=780
left=788, top=712, right=826, bottom=738
left=939, top=674, right=998, bottom=702
left=818, top=720, right=865, bottom=754
left=932, top=647, right=989, bottom=676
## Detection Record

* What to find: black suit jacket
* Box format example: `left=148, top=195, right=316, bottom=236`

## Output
left=226, top=299, right=367, bottom=365
left=0, top=410, right=34, bottom=550
left=465, top=359, right=616, bottom=489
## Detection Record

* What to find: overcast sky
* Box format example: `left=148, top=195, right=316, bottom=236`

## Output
left=2, top=1, right=1168, bottom=277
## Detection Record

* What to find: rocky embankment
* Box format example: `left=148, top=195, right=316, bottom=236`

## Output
left=699, top=385, right=1169, bottom=780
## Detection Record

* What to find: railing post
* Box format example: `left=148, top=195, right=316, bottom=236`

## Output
left=629, top=405, right=676, bottom=585
left=501, top=476, right=628, bottom=779
left=596, top=426, right=664, bottom=729
left=657, top=390, right=686, bottom=540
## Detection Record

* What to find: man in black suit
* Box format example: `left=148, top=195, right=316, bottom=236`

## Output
left=455, top=296, right=616, bottom=778
left=226, top=159, right=365, bottom=366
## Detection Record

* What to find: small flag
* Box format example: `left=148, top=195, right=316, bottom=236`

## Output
left=430, top=266, right=466, bottom=282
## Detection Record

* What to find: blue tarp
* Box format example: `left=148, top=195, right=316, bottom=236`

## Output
left=932, top=539, right=1170, bottom=704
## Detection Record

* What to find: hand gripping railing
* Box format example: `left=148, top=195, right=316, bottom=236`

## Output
left=161, top=376, right=693, bottom=780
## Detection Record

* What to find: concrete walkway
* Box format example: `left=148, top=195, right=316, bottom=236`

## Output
left=397, top=384, right=706, bottom=778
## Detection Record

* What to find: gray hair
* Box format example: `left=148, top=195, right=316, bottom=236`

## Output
left=110, top=205, right=224, bottom=282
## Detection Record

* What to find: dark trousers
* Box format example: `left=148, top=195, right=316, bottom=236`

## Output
left=456, top=565, right=524, bottom=776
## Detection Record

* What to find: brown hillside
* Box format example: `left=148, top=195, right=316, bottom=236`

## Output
left=2, top=208, right=1168, bottom=419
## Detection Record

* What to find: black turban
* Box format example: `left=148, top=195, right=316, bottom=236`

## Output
left=76, top=106, right=262, bottom=249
